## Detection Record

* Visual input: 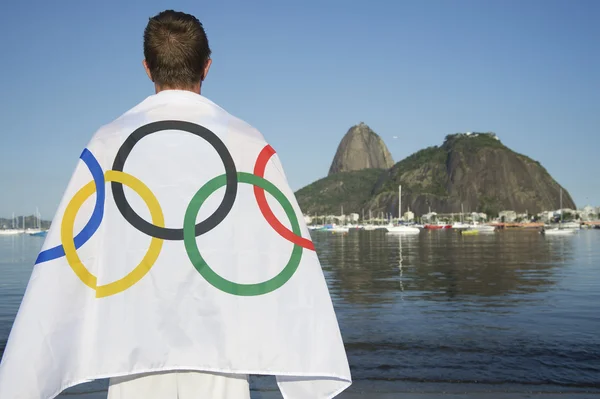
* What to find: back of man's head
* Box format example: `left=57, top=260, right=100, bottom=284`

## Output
left=143, top=10, right=211, bottom=90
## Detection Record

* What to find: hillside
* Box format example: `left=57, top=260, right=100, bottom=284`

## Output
left=296, top=168, right=384, bottom=216
left=296, top=131, right=575, bottom=217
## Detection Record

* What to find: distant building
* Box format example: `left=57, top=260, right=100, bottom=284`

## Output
left=403, top=210, right=415, bottom=222
left=470, top=212, right=487, bottom=221
left=422, top=212, right=437, bottom=222
left=499, top=210, right=517, bottom=222
left=582, top=206, right=597, bottom=221
left=349, top=213, right=360, bottom=222
left=539, top=211, right=554, bottom=223
left=304, top=215, right=313, bottom=224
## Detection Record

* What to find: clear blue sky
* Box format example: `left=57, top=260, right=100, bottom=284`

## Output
left=0, top=0, right=598, bottom=219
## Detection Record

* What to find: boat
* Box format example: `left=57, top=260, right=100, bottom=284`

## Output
left=452, top=204, right=470, bottom=229
left=451, top=222, right=470, bottom=230
left=326, top=223, right=349, bottom=233
left=424, top=222, right=452, bottom=229
left=385, top=185, right=420, bottom=235
left=387, top=225, right=420, bottom=235
left=470, top=224, right=496, bottom=232
left=29, top=230, right=48, bottom=237
left=559, top=221, right=581, bottom=230
left=541, top=188, right=577, bottom=236
left=0, top=213, right=23, bottom=235
left=26, top=208, right=46, bottom=236
left=0, top=229, right=22, bottom=235
left=542, top=228, right=576, bottom=236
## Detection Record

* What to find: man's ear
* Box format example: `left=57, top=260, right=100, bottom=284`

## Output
left=202, top=59, right=212, bottom=81
left=143, top=59, right=154, bottom=82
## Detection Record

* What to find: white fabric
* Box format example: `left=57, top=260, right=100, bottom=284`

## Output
left=0, top=90, right=351, bottom=399
left=107, top=371, right=250, bottom=399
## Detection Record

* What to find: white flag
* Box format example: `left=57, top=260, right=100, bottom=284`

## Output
left=0, top=90, right=351, bottom=399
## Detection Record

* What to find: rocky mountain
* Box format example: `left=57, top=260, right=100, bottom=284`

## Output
left=328, top=123, right=394, bottom=175
left=296, top=131, right=575, bottom=217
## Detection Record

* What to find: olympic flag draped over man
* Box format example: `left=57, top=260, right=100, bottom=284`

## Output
left=0, top=10, right=351, bottom=398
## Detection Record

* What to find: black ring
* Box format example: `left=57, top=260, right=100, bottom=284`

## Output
left=111, top=120, right=237, bottom=240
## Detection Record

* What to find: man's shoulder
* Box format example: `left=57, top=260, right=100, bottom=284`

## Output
left=224, top=112, right=265, bottom=143
left=90, top=93, right=266, bottom=144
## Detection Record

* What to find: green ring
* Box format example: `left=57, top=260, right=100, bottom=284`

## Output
left=184, top=172, right=302, bottom=296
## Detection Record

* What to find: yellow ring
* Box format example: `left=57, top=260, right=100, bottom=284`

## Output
left=61, top=170, right=165, bottom=298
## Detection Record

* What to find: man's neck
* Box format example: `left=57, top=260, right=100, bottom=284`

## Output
left=154, top=83, right=202, bottom=95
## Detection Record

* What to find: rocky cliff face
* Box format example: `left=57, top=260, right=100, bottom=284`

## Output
left=368, top=133, right=576, bottom=216
left=297, top=131, right=576, bottom=217
left=328, top=123, right=394, bottom=175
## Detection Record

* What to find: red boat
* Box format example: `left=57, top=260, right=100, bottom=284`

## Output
left=424, top=223, right=452, bottom=230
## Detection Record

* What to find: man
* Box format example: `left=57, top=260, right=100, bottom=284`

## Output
left=0, top=9, right=350, bottom=399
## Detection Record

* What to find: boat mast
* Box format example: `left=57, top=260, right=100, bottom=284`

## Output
left=559, top=188, right=563, bottom=228
left=398, top=185, right=402, bottom=224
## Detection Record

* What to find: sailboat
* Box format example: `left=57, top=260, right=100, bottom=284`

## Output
left=452, top=204, right=470, bottom=229
left=0, top=213, right=23, bottom=235
left=386, top=185, right=420, bottom=235
left=329, top=205, right=349, bottom=233
left=363, top=209, right=377, bottom=231
left=27, top=208, right=47, bottom=237
left=542, top=188, right=576, bottom=236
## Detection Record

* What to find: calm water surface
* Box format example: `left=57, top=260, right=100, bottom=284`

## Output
left=1, top=230, right=599, bottom=398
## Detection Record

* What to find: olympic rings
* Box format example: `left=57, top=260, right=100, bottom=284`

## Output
left=36, top=149, right=105, bottom=264
left=111, top=121, right=237, bottom=241
left=61, top=170, right=164, bottom=298
left=184, top=172, right=302, bottom=296
left=253, top=145, right=315, bottom=251
left=40, top=121, right=316, bottom=297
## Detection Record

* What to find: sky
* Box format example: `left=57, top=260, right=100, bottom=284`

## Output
left=0, top=0, right=598, bottom=219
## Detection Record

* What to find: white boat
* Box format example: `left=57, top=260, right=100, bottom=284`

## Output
left=0, top=229, right=22, bottom=235
left=385, top=185, right=420, bottom=235
left=452, top=204, right=470, bottom=229
left=470, top=224, right=495, bottom=232
left=386, top=225, right=420, bottom=235
left=451, top=222, right=470, bottom=230
left=541, top=189, right=576, bottom=236
left=559, top=221, right=580, bottom=230
left=362, top=224, right=378, bottom=231
left=26, top=208, right=45, bottom=236
left=542, top=228, right=576, bottom=236
left=325, top=220, right=349, bottom=232
left=329, top=226, right=349, bottom=233
left=0, top=213, right=22, bottom=235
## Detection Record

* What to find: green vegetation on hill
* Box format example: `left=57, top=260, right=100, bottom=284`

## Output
left=376, top=145, right=448, bottom=197
left=295, top=168, right=384, bottom=215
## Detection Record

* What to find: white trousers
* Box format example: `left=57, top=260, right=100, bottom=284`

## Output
left=107, top=371, right=251, bottom=399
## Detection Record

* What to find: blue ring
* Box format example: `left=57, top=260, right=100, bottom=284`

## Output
left=35, top=149, right=105, bottom=264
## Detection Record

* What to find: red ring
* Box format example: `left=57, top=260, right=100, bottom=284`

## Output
left=253, top=145, right=315, bottom=251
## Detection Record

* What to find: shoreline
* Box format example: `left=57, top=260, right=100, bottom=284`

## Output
left=59, top=392, right=600, bottom=399
left=57, top=382, right=600, bottom=399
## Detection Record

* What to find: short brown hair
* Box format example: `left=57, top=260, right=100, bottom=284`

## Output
left=143, top=10, right=211, bottom=88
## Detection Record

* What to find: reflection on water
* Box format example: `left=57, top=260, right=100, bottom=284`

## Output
left=316, top=229, right=600, bottom=394
left=321, top=230, right=571, bottom=304
left=1, top=230, right=600, bottom=396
